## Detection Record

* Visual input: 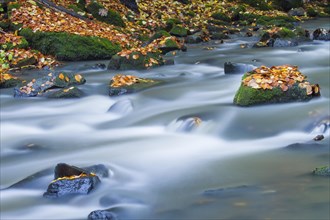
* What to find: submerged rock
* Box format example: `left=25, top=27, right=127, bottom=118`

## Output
left=233, top=65, right=320, bottom=106
left=204, top=185, right=260, bottom=197
left=312, top=166, right=330, bottom=177
left=108, top=99, right=134, bottom=114
left=43, top=163, right=101, bottom=198
left=88, top=210, right=117, bottom=220
left=109, top=74, right=162, bottom=96
left=14, top=72, right=86, bottom=98
left=224, top=62, right=255, bottom=74
left=313, top=135, right=325, bottom=141
left=0, top=73, right=21, bottom=88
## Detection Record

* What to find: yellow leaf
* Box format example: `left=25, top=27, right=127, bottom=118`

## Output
left=59, top=73, right=65, bottom=80
left=132, top=54, right=139, bottom=60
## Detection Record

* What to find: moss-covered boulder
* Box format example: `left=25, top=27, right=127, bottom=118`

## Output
left=19, top=29, right=121, bottom=61
left=149, top=30, right=171, bottom=42
left=211, top=12, right=231, bottom=22
left=109, top=74, right=162, bottom=96
left=0, top=73, right=21, bottom=88
left=86, top=1, right=125, bottom=27
left=312, top=166, right=330, bottom=177
left=170, top=25, right=188, bottom=37
left=234, top=65, right=320, bottom=106
left=254, top=27, right=309, bottom=48
left=14, top=72, right=86, bottom=97
left=108, top=50, right=164, bottom=70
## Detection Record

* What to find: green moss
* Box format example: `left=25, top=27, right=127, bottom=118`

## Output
left=150, top=30, right=171, bottom=42
left=306, top=7, right=318, bottom=17
left=234, top=82, right=313, bottom=106
left=211, top=12, right=231, bottom=22
left=1, top=37, right=28, bottom=51
left=165, top=18, right=182, bottom=31
left=277, top=27, right=296, bottom=39
left=7, top=3, right=20, bottom=11
left=241, top=0, right=272, bottom=11
left=20, top=28, right=121, bottom=61
left=68, top=4, right=85, bottom=13
left=86, top=2, right=125, bottom=27
left=170, top=25, right=188, bottom=37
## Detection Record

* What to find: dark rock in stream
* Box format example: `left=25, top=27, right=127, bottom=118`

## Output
left=312, top=166, right=330, bottom=177
left=224, top=62, right=255, bottom=74
left=313, top=28, right=330, bottom=41
left=288, top=7, right=306, bottom=17
left=43, top=163, right=101, bottom=198
left=203, top=185, right=261, bottom=198
left=14, top=72, right=86, bottom=98
left=88, top=210, right=117, bottom=220
left=313, top=135, right=324, bottom=141
left=47, top=86, right=83, bottom=98
left=109, top=74, right=162, bottom=96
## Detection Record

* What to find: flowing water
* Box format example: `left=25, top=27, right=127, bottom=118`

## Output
left=1, top=19, right=330, bottom=220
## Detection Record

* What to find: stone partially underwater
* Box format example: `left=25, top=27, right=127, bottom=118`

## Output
left=43, top=163, right=102, bottom=198
left=14, top=72, right=86, bottom=98
left=109, top=74, right=162, bottom=96
left=233, top=65, right=320, bottom=106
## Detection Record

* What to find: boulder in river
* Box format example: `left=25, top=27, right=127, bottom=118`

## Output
left=14, top=72, right=86, bottom=97
left=43, top=163, right=101, bottom=198
left=288, top=7, right=306, bottom=16
left=234, top=65, right=320, bottom=106
left=312, top=166, right=330, bottom=177
left=313, top=28, right=330, bottom=41
left=88, top=210, right=117, bottom=220
left=109, top=74, right=162, bottom=96
left=47, top=86, right=83, bottom=98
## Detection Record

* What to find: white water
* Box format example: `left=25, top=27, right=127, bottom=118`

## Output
left=1, top=20, right=330, bottom=220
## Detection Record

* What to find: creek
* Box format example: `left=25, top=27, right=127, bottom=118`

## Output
left=1, top=18, right=329, bottom=220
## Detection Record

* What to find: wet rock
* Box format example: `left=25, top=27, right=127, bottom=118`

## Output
left=88, top=210, right=116, bottom=220
left=312, top=166, right=330, bottom=177
left=169, top=117, right=203, bottom=132
left=47, top=86, right=83, bottom=98
left=224, top=62, right=255, bottom=74
left=273, top=38, right=298, bottom=47
left=309, top=116, right=330, bottom=134
left=234, top=65, right=320, bottom=106
left=185, top=31, right=205, bottom=44
left=43, top=163, right=101, bottom=198
left=0, top=73, right=21, bottom=88
left=285, top=142, right=323, bottom=150
left=313, top=28, right=330, bottom=41
left=83, top=164, right=109, bottom=178
left=109, top=74, right=162, bottom=96
left=288, top=7, right=306, bottom=16
left=108, top=52, right=164, bottom=70
left=204, top=185, right=260, bottom=197
left=14, top=72, right=86, bottom=97
left=11, top=56, right=38, bottom=68
left=313, top=135, right=324, bottom=141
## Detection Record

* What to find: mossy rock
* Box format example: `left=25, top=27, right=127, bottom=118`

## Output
left=11, top=56, right=38, bottom=68
left=108, top=51, right=164, bottom=70
left=19, top=29, right=121, bottom=61
left=233, top=68, right=320, bottom=106
left=0, top=74, right=21, bottom=88
left=47, top=86, right=84, bottom=98
left=272, top=0, right=303, bottom=12
left=170, top=25, right=188, bottom=37
left=306, top=7, right=318, bottom=17
left=149, top=30, right=171, bottom=42
left=312, top=166, right=330, bottom=177
left=1, top=37, right=29, bottom=51
left=233, top=84, right=314, bottom=106
left=109, top=77, right=162, bottom=96
left=86, top=1, right=125, bottom=27
left=165, top=18, right=182, bottom=31
left=211, top=12, right=230, bottom=22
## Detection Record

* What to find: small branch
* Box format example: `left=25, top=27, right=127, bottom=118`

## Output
left=0, top=29, right=7, bottom=34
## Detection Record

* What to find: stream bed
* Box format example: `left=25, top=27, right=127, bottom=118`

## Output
left=1, top=19, right=329, bottom=220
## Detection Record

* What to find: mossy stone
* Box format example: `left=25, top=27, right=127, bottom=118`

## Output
left=0, top=77, right=21, bottom=88
left=86, top=2, right=125, bottom=27
left=312, top=166, right=330, bottom=177
left=11, top=56, right=37, bottom=68
left=108, top=51, right=164, bottom=70
left=109, top=79, right=162, bottom=96
left=47, top=86, right=83, bottom=98
left=211, top=12, right=230, bottom=22
left=150, top=30, right=171, bottom=42
left=170, top=25, right=188, bottom=37
left=20, top=29, right=121, bottom=61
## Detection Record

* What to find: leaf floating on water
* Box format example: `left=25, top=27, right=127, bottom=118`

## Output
left=74, top=74, right=82, bottom=82
left=132, top=54, right=139, bottom=60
